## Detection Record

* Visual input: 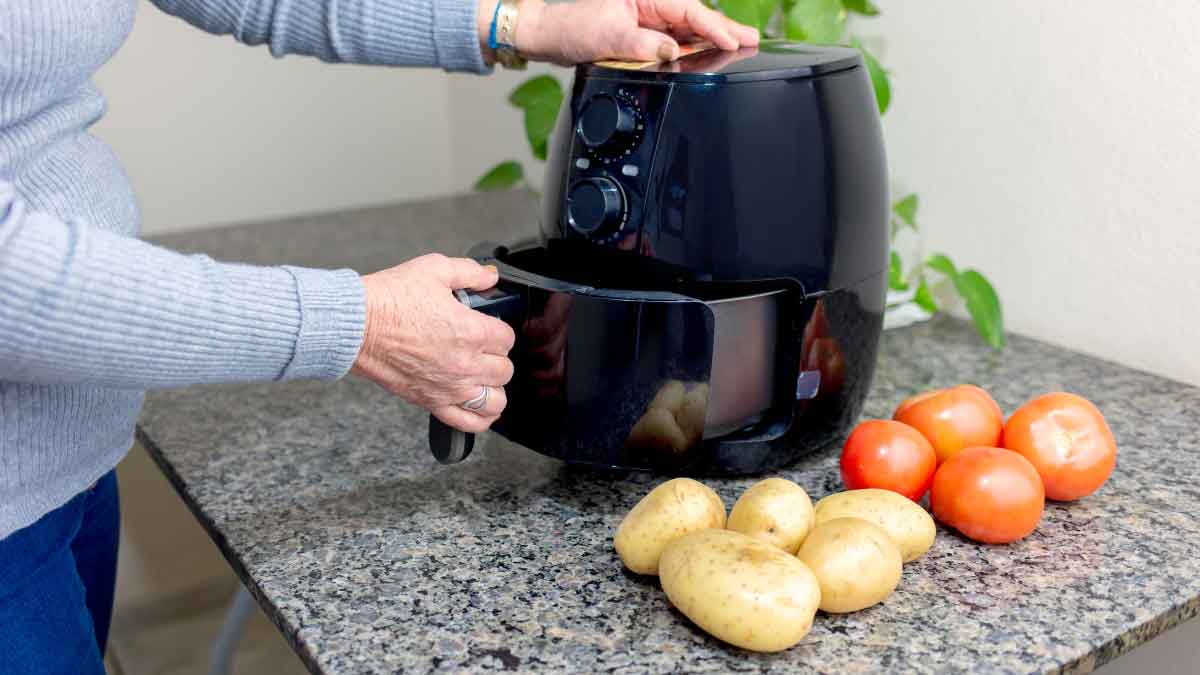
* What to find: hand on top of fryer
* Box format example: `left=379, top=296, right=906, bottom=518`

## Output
left=507, top=0, right=759, bottom=67
left=351, top=253, right=516, bottom=433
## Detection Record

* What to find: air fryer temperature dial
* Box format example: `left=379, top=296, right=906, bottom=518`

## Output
left=566, top=177, right=626, bottom=239
left=577, top=92, right=643, bottom=159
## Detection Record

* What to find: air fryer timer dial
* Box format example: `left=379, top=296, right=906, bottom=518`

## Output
left=566, top=177, right=626, bottom=238
left=577, top=92, right=644, bottom=159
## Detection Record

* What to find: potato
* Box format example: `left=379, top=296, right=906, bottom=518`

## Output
left=613, top=478, right=726, bottom=575
left=813, top=488, right=936, bottom=563
left=628, top=381, right=709, bottom=455
left=649, top=379, right=686, bottom=413
left=659, top=529, right=821, bottom=652
left=676, top=383, right=709, bottom=446
left=726, top=477, right=814, bottom=554
left=797, top=517, right=902, bottom=613
left=627, top=407, right=690, bottom=455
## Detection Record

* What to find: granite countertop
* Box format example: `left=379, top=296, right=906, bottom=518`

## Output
left=141, top=191, right=1200, bottom=674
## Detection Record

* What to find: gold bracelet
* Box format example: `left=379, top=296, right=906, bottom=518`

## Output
left=494, top=0, right=527, bottom=70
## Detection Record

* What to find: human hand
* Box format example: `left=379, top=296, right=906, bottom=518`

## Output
left=352, top=254, right=516, bottom=433
left=479, top=0, right=760, bottom=66
left=523, top=292, right=573, bottom=398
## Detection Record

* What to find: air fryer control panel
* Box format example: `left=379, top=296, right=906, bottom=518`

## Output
left=562, top=80, right=672, bottom=245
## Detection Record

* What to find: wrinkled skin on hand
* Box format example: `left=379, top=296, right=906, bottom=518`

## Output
left=505, top=0, right=760, bottom=66
left=352, top=253, right=516, bottom=433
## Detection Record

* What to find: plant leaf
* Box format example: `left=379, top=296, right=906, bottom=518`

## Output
left=926, top=252, right=958, bottom=278
left=913, top=279, right=938, bottom=313
left=524, top=103, right=558, bottom=160
left=474, top=161, right=524, bottom=191
left=509, top=75, right=563, bottom=161
left=508, top=75, right=561, bottom=109
left=720, top=0, right=763, bottom=31
left=757, top=0, right=783, bottom=31
left=842, top=0, right=879, bottom=15
left=954, top=269, right=1005, bottom=349
left=888, top=251, right=908, bottom=291
left=852, top=37, right=890, bottom=114
left=784, top=0, right=846, bottom=43
left=892, top=193, right=918, bottom=229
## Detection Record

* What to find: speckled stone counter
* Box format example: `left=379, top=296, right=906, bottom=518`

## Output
left=141, top=191, right=1200, bottom=674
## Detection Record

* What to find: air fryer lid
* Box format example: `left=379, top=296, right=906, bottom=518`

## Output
left=582, top=39, right=861, bottom=83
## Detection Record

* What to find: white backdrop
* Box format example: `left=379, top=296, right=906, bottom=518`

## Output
left=94, top=1, right=458, bottom=234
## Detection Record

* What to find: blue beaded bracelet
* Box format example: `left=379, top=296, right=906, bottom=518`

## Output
left=487, top=0, right=503, bottom=50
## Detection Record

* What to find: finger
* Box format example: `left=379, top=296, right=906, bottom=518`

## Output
left=668, top=25, right=696, bottom=43
left=432, top=405, right=497, bottom=434
left=436, top=256, right=499, bottom=292
left=449, top=384, right=508, bottom=418
left=723, top=16, right=760, bottom=46
left=524, top=295, right=572, bottom=340
left=530, top=326, right=568, bottom=369
left=531, top=351, right=565, bottom=382
left=655, top=0, right=737, bottom=51
left=614, top=27, right=680, bottom=62
left=473, top=353, right=515, bottom=386
left=468, top=310, right=516, bottom=354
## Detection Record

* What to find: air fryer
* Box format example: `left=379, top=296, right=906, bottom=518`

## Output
left=428, top=40, right=889, bottom=476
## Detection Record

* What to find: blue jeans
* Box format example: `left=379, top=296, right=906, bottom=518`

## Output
left=0, top=470, right=120, bottom=674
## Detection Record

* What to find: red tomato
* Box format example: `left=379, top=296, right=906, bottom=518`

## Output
left=840, top=420, right=938, bottom=501
left=930, top=446, right=1045, bottom=544
left=1001, top=392, right=1117, bottom=501
left=894, top=385, right=1003, bottom=464
left=803, top=336, right=845, bottom=395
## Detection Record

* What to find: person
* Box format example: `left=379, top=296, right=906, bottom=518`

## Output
left=0, top=0, right=758, bottom=671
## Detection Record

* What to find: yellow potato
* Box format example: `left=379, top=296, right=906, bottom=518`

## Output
left=797, top=517, right=901, bottom=613
left=813, top=489, right=936, bottom=563
left=726, top=477, right=814, bottom=554
left=627, top=407, right=690, bottom=455
left=649, top=380, right=686, bottom=413
left=613, top=478, right=726, bottom=575
left=676, top=383, right=709, bottom=446
left=659, top=529, right=821, bottom=652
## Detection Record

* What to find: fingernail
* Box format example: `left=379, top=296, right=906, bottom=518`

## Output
left=658, top=42, right=679, bottom=62
left=483, top=264, right=498, bottom=275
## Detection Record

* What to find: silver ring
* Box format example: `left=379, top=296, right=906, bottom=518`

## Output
left=459, top=386, right=489, bottom=412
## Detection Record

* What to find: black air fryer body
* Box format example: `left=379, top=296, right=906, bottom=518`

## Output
left=449, top=42, right=888, bottom=475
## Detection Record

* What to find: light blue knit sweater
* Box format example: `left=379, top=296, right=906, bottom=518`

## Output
left=0, top=0, right=487, bottom=538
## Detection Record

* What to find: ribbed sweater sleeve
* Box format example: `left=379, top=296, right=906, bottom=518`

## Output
left=0, top=181, right=365, bottom=389
left=150, top=0, right=489, bottom=73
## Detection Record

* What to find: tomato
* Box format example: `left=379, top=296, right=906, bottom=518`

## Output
left=1001, top=392, right=1117, bottom=501
left=893, top=385, right=1003, bottom=464
left=802, top=336, right=845, bottom=395
left=930, top=446, right=1044, bottom=544
left=840, top=420, right=938, bottom=501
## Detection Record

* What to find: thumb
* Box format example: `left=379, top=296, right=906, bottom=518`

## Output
left=615, top=28, right=679, bottom=63
left=437, top=257, right=499, bottom=292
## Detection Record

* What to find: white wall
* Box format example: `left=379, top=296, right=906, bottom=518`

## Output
left=860, top=2, right=1200, bottom=386
left=93, top=1, right=457, bottom=234
left=448, top=63, right=559, bottom=192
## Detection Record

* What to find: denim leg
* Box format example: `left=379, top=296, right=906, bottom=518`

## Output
left=72, top=470, right=121, bottom=655
left=0, top=487, right=106, bottom=675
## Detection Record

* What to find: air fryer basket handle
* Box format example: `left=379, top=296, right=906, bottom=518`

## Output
left=427, top=283, right=525, bottom=465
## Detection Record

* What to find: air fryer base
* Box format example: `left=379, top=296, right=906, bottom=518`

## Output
left=492, top=272, right=885, bottom=476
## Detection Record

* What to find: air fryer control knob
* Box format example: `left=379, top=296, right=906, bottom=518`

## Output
left=578, top=95, right=637, bottom=149
left=566, top=177, right=625, bottom=238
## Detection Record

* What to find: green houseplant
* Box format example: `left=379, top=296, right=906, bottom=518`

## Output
left=473, top=1, right=1004, bottom=348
